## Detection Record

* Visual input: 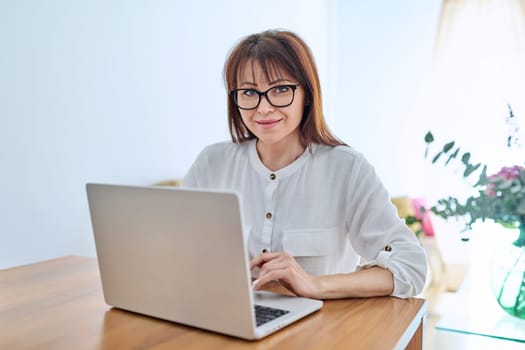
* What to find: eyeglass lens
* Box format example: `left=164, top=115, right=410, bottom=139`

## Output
left=233, top=85, right=296, bottom=110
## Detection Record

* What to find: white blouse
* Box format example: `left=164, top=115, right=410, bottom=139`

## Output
left=182, top=140, right=427, bottom=298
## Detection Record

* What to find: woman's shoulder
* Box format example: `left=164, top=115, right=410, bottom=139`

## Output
left=313, top=143, right=367, bottom=164
left=311, top=144, right=376, bottom=178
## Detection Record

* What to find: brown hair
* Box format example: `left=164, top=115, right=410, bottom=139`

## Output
left=223, top=29, right=345, bottom=147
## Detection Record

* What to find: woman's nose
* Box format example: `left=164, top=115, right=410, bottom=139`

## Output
left=256, top=95, right=275, bottom=114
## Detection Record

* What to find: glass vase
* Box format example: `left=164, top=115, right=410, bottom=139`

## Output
left=489, top=222, right=525, bottom=319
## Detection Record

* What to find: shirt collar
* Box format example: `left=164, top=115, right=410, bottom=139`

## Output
left=248, top=139, right=315, bottom=179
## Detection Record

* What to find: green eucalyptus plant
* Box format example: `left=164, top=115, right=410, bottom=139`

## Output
left=416, top=105, right=525, bottom=247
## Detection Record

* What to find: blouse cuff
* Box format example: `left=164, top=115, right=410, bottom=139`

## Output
left=359, top=249, right=392, bottom=270
left=358, top=249, right=424, bottom=298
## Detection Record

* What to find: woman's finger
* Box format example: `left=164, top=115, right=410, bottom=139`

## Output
left=249, top=252, right=281, bottom=270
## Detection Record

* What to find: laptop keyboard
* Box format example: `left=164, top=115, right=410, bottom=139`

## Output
left=254, top=304, right=290, bottom=327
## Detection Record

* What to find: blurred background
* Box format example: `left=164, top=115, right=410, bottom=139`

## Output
left=1, top=0, right=524, bottom=271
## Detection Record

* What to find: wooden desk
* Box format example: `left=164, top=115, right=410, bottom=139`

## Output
left=0, top=256, right=427, bottom=349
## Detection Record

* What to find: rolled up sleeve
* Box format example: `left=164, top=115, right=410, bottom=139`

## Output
left=347, top=154, right=428, bottom=298
left=359, top=236, right=427, bottom=298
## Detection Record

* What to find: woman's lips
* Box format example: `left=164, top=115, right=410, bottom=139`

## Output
left=256, top=119, right=282, bottom=129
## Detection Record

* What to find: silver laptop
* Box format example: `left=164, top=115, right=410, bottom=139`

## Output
left=86, top=183, right=323, bottom=340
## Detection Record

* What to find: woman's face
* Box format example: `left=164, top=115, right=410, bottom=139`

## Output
left=236, top=61, right=305, bottom=148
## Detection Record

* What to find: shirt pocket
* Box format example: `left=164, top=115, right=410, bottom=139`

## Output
left=282, top=228, right=337, bottom=275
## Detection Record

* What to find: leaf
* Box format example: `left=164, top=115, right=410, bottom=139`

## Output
left=473, top=165, right=488, bottom=186
left=519, top=171, right=525, bottom=184
left=517, top=202, right=525, bottom=215
left=432, top=151, right=442, bottom=164
left=445, top=147, right=460, bottom=165
left=461, top=152, right=471, bottom=164
left=499, top=179, right=513, bottom=190
left=443, top=141, right=455, bottom=153
left=510, top=183, right=522, bottom=194
left=464, top=163, right=481, bottom=177
left=424, top=131, right=434, bottom=143
left=405, top=216, right=419, bottom=225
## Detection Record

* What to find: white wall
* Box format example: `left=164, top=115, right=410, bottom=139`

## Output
left=331, top=1, right=443, bottom=198
left=1, top=0, right=443, bottom=268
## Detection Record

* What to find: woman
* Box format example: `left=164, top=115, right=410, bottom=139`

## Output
left=182, top=29, right=427, bottom=299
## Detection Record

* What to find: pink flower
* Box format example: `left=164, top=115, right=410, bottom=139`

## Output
left=489, top=166, right=524, bottom=181
left=485, top=166, right=524, bottom=196
left=485, top=187, right=497, bottom=197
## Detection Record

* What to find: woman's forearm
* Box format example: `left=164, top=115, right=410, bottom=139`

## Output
left=313, top=267, right=394, bottom=299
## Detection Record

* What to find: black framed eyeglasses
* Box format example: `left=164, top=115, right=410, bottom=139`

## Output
left=230, top=84, right=299, bottom=110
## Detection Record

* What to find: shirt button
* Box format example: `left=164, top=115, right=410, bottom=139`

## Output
left=266, top=212, right=272, bottom=219
left=269, top=173, right=276, bottom=180
left=384, top=245, right=392, bottom=252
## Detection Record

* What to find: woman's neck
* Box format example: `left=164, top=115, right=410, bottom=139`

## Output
left=256, top=139, right=305, bottom=172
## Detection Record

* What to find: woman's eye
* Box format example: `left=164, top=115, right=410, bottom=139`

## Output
left=243, top=89, right=257, bottom=97
left=273, top=86, right=290, bottom=94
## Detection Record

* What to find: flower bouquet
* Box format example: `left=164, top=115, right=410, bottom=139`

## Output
left=421, top=114, right=525, bottom=319
left=423, top=132, right=525, bottom=247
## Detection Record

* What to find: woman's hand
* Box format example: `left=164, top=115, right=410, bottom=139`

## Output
left=250, top=252, right=395, bottom=299
left=249, top=252, right=321, bottom=299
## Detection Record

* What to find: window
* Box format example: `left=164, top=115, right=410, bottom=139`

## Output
left=425, top=0, right=525, bottom=172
